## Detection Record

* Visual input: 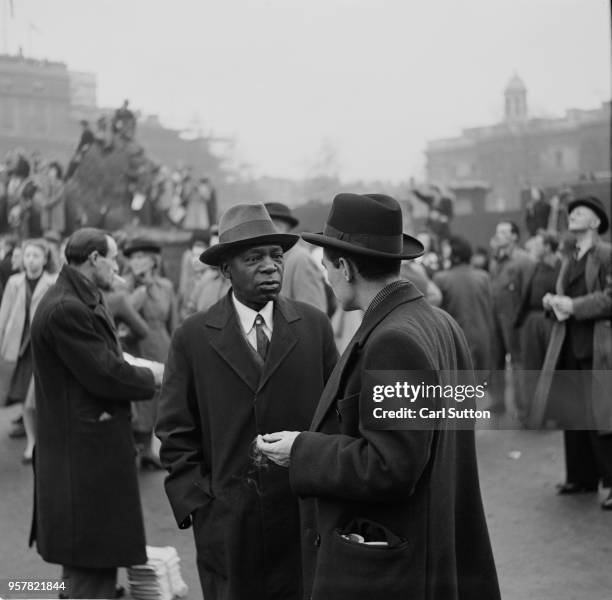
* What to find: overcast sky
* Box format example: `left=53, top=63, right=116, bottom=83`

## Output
left=4, top=0, right=611, bottom=181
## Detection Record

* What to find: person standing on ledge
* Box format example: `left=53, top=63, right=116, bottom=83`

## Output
left=258, top=193, right=500, bottom=600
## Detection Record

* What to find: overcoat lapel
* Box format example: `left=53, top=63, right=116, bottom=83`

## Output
left=310, top=282, right=423, bottom=431
left=31, top=272, right=53, bottom=306
left=585, top=248, right=600, bottom=292
left=310, top=339, right=359, bottom=431
left=257, top=298, right=299, bottom=392
left=206, top=294, right=261, bottom=393
left=93, top=302, right=122, bottom=354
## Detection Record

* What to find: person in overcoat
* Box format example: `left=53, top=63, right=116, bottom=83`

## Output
left=0, top=239, right=56, bottom=460
left=30, top=228, right=162, bottom=599
left=156, top=203, right=338, bottom=600
left=434, top=235, right=495, bottom=372
left=534, top=197, right=612, bottom=510
left=488, top=221, right=534, bottom=412
left=259, top=193, right=500, bottom=600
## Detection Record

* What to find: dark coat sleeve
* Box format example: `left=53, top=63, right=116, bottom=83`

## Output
left=48, top=300, right=155, bottom=401
left=290, top=328, right=434, bottom=503
left=156, top=325, right=211, bottom=527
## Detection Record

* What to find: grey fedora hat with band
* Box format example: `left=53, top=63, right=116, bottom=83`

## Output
left=199, top=203, right=299, bottom=266
left=302, top=193, right=424, bottom=259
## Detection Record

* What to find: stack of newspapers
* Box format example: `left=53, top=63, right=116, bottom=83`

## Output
left=128, top=546, right=188, bottom=600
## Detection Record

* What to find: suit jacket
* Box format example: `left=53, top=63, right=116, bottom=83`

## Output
left=30, top=264, right=156, bottom=568
left=156, top=292, right=337, bottom=600
left=289, top=282, right=500, bottom=600
left=490, top=246, right=534, bottom=330
left=0, top=271, right=56, bottom=362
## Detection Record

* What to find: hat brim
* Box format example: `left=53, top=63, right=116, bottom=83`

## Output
left=301, top=232, right=424, bottom=260
left=123, top=245, right=162, bottom=257
left=199, top=233, right=299, bottom=266
left=568, top=199, right=609, bottom=234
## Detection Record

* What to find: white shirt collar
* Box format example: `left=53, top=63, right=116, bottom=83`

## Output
left=231, top=292, right=274, bottom=336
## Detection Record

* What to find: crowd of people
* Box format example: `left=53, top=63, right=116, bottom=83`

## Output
left=0, top=103, right=218, bottom=239
left=0, top=184, right=610, bottom=598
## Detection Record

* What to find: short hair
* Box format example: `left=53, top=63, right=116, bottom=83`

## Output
left=323, top=247, right=401, bottom=281
left=22, top=238, right=52, bottom=270
left=448, top=235, right=473, bottom=265
left=498, top=220, right=520, bottom=239
left=64, top=228, right=109, bottom=265
left=540, top=231, right=559, bottom=253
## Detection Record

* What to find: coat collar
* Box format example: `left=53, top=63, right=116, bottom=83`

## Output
left=310, top=281, right=422, bottom=431
left=56, top=265, right=120, bottom=350
left=557, top=241, right=608, bottom=294
left=57, top=264, right=103, bottom=308
left=204, top=291, right=301, bottom=393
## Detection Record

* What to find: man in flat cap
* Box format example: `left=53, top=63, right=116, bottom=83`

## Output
left=156, top=203, right=338, bottom=599
left=538, top=196, right=612, bottom=509
left=265, top=202, right=328, bottom=313
left=258, top=193, right=500, bottom=599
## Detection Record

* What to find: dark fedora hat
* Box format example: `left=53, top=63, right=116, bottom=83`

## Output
left=301, top=193, right=424, bottom=259
left=123, top=237, right=162, bottom=257
left=199, top=203, right=299, bottom=266
left=265, top=202, right=299, bottom=229
left=568, top=196, right=609, bottom=234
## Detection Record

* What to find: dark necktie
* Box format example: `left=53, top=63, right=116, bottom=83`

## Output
left=254, top=314, right=269, bottom=361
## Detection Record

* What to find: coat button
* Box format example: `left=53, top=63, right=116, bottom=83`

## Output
left=314, top=534, right=321, bottom=547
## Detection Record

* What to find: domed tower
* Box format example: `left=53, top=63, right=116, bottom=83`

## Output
left=504, top=74, right=528, bottom=122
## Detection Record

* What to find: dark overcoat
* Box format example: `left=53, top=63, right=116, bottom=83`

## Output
left=289, top=282, right=500, bottom=600
left=30, top=265, right=156, bottom=568
left=156, top=293, right=337, bottom=600
left=433, top=264, right=495, bottom=371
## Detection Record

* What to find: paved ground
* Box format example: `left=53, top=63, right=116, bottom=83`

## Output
left=1, top=403, right=611, bottom=599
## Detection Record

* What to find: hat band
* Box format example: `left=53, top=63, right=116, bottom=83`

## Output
left=323, top=224, right=403, bottom=254
left=219, top=219, right=277, bottom=244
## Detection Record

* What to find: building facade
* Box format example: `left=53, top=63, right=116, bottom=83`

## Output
left=0, top=53, right=73, bottom=160
left=0, top=53, right=223, bottom=179
left=425, top=75, right=611, bottom=212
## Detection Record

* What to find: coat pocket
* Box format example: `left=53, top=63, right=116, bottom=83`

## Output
left=311, top=518, right=414, bottom=600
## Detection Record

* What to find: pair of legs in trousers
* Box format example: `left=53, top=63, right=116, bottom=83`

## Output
left=557, top=351, right=612, bottom=490
left=61, top=565, right=117, bottom=599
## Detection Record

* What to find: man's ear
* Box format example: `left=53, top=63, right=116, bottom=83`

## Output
left=88, top=251, right=99, bottom=266
left=339, top=257, right=354, bottom=282
left=220, top=261, right=231, bottom=280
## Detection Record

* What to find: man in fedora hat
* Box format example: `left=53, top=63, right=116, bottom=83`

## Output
left=265, top=202, right=327, bottom=313
left=258, top=193, right=500, bottom=599
left=539, top=195, right=612, bottom=509
left=156, top=203, right=337, bottom=599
